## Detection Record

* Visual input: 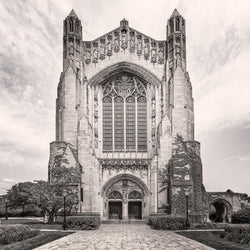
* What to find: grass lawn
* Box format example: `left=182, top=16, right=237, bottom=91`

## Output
left=0, top=218, right=63, bottom=230
left=0, top=231, right=73, bottom=250
left=178, top=231, right=249, bottom=250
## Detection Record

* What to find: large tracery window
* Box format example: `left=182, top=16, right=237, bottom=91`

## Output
left=102, top=74, right=147, bottom=152
left=103, top=97, right=113, bottom=150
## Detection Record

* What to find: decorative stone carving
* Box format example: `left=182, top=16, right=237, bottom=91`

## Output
left=129, top=31, right=135, bottom=52
left=84, top=43, right=91, bottom=65
left=158, top=43, right=164, bottom=64
left=175, top=35, right=181, bottom=43
left=102, top=165, right=148, bottom=174
left=93, top=42, right=98, bottom=63
left=103, top=75, right=146, bottom=99
left=107, top=34, right=112, bottom=56
left=114, top=31, right=120, bottom=53
left=94, top=87, right=98, bottom=148
left=99, top=38, right=105, bottom=60
left=144, top=38, right=149, bottom=60
left=128, top=190, right=143, bottom=199
left=151, top=42, right=157, bottom=63
left=109, top=191, right=123, bottom=199
left=137, top=35, right=142, bottom=56
left=151, top=89, right=156, bottom=148
left=121, top=31, right=127, bottom=50
left=83, top=27, right=165, bottom=65
left=100, top=158, right=150, bottom=167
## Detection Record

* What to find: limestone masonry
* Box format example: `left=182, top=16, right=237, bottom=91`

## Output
left=48, top=9, right=248, bottom=222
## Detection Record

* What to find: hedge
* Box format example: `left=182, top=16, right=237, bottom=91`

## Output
left=0, top=225, right=40, bottom=245
left=220, top=226, right=250, bottom=245
left=57, top=216, right=100, bottom=230
left=147, top=215, right=186, bottom=230
left=232, top=208, right=250, bottom=224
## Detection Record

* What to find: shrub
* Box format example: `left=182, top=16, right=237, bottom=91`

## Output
left=220, top=226, right=250, bottom=245
left=192, top=222, right=216, bottom=229
left=0, top=225, right=40, bottom=245
left=60, top=216, right=100, bottom=230
left=148, top=215, right=186, bottom=230
left=232, top=208, right=250, bottom=224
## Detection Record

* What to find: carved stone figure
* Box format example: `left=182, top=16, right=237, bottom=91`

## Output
left=137, top=35, right=142, bottom=56
left=107, top=40, right=112, bottom=56
left=158, top=43, right=164, bottom=64
left=84, top=48, right=91, bottom=64
left=144, top=39, right=149, bottom=60
left=130, top=32, right=135, bottom=51
left=121, top=32, right=127, bottom=50
left=93, top=42, right=98, bottom=63
left=114, top=32, right=120, bottom=53
left=99, top=39, right=105, bottom=60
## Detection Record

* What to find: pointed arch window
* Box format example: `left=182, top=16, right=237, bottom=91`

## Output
left=170, top=20, right=174, bottom=33
left=176, top=17, right=180, bottom=31
left=103, top=97, right=112, bottom=151
left=69, top=18, right=73, bottom=32
left=102, top=75, right=147, bottom=152
left=75, top=21, right=79, bottom=34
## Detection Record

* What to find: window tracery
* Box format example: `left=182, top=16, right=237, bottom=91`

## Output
left=109, top=191, right=123, bottom=199
left=128, top=190, right=143, bottom=199
left=102, top=74, right=147, bottom=152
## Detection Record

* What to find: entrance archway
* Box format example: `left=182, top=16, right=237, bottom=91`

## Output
left=102, top=174, right=149, bottom=220
left=209, top=199, right=233, bottom=223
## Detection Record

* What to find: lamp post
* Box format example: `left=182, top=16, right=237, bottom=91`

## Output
left=184, top=190, right=189, bottom=229
left=62, top=190, right=67, bottom=230
left=4, top=197, right=8, bottom=220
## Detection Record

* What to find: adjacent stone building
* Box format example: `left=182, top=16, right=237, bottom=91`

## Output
left=48, top=9, right=247, bottom=222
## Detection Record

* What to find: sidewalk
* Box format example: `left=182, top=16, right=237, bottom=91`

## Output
left=35, top=224, right=214, bottom=250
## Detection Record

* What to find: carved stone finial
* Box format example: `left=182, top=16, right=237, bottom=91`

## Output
left=120, top=18, right=129, bottom=30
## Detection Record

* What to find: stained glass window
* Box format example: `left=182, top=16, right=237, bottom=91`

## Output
left=126, top=96, right=135, bottom=150
left=102, top=75, right=147, bottom=152
left=137, top=96, right=147, bottom=151
left=103, top=96, right=112, bottom=151
left=114, top=96, right=124, bottom=150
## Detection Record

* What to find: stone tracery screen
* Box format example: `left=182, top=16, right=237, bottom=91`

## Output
left=102, top=75, right=147, bottom=152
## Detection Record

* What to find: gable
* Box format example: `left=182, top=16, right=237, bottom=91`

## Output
left=83, top=22, right=166, bottom=66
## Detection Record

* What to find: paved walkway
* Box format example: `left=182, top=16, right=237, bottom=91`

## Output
left=35, top=224, right=214, bottom=250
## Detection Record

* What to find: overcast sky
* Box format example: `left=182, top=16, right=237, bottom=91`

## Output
left=0, top=0, right=250, bottom=196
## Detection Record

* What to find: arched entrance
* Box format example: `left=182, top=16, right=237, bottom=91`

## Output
left=102, top=174, right=149, bottom=221
left=209, top=199, right=233, bottom=223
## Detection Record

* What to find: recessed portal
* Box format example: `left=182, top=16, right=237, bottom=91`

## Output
left=128, top=201, right=142, bottom=219
left=109, top=201, right=122, bottom=219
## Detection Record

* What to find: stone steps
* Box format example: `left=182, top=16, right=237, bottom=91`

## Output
left=102, top=219, right=146, bottom=224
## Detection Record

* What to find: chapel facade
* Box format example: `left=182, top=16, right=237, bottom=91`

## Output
left=48, top=9, right=208, bottom=222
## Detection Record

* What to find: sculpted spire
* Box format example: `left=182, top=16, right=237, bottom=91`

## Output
left=63, top=10, right=82, bottom=69
left=167, top=9, right=186, bottom=72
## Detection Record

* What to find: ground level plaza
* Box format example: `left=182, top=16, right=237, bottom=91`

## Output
left=35, top=224, right=214, bottom=250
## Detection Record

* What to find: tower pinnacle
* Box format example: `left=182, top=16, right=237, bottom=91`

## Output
left=170, top=8, right=181, bottom=17
left=68, top=9, right=78, bottom=18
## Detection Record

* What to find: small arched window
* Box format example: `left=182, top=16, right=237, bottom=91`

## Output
left=176, top=18, right=180, bottom=31
left=170, top=20, right=174, bottom=33
left=64, top=21, right=67, bottom=34
left=75, top=21, right=79, bottom=33
left=69, top=18, right=73, bottom=32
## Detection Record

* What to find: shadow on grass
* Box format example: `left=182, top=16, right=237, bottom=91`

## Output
left=178, top=231, right=249, bottom=250
left=0, top=231, right=73, bottom=250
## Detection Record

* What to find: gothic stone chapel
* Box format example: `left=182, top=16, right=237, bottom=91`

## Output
left=48, top=9, right=208, bottom=222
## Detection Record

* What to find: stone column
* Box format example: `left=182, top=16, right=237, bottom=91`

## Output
left=122, top=201, right=128, bottom=221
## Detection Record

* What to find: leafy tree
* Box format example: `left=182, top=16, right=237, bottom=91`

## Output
left=7, top=182, right=36, bottom=208
left=7, top=153, right=81, bottom=223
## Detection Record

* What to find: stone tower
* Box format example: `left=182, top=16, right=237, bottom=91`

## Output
left=48, top=9, right=206, bottom=222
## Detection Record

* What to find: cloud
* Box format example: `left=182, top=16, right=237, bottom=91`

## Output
left=1, top=178, right=17, bottom=183
left=226, top=155, right=250, bottom=162
left=0, top=0, right=250, bottom=196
